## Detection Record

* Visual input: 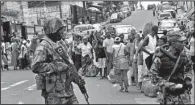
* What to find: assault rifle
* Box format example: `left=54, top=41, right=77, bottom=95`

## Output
left=55, top=46, right=90, bottom=104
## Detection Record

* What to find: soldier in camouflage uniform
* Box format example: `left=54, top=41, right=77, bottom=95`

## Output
left=32, top=18, right=83, bottom=104
left=150, top=32, right=193, bottom=104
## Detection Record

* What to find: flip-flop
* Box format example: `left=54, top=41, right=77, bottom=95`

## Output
left=124, top=88, right=129, bottom=92
left=119, top=87, right=124, bottom=92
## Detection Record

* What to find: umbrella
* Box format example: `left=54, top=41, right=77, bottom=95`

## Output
left=87, top=7, right=100, bottom=12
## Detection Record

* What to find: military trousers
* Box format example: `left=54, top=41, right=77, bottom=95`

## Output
left=45, top=94, right=79, bottom=104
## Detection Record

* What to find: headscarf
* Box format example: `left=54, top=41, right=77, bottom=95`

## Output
left=114, top=37, right=121, bottom=43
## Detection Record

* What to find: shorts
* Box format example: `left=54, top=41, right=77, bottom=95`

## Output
left=97, top=58, right=106, bottom=68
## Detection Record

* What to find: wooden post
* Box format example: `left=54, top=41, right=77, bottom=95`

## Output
left=59, top=1, right=62, bottom=19
left=0, top=1, right=2, bottom=71
left=20, top=1, right=24, bottom=22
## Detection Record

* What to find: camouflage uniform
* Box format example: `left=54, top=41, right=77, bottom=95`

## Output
left=32, top=18, right=79, bottom=104
left=150, top=33, right=193, bottom=104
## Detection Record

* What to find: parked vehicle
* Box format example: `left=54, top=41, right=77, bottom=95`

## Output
left=158, top=19, right=179, bottom=32
left=92, top=24, right=102, bottom=31
left=73, top=24, right=94, bottom=32
left=73, top=24, right=97, bottom=36
left=120, top=6, right=131, bottom=18
left=163, top=9, right=176, bottom=18
left=147, top=4, right=156, bottom=10
left=110, top=13, right=121, bottom=23
left=158, top=12, right=173, bottom=21
left=109, top=25, right=136, bottom=41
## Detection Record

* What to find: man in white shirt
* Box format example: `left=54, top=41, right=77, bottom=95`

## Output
left=77, top=36, right=94, bottom=76
left=77, top=37, right=93, bottom=58
left=103, top=33, right=114, bottom=75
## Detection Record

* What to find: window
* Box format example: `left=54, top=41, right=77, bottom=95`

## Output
left=160, top=13, right=171, bottom=18
left=28, top=1, right=59, bottom=8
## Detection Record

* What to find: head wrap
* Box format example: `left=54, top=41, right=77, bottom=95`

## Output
left=115, top=37, right=121, bottom=42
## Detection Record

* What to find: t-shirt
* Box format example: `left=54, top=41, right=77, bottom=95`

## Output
left=77, top=42, right=92, bottom=57
left=1, top=42, right=6, bottom=53
left=27, top=42, right=31, bottom=48
left=103, top=38, right=114, bottom=53
left=112, top=43, right=126, bottom=57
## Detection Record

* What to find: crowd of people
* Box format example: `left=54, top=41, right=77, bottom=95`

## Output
left=1, top=33, right=39, bottom=71
left=70, top=21, right=194, bottom=104
left=1, top=16, right=194, bottom=104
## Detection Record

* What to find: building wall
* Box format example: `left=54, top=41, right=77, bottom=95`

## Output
left=177, top=1, right=194, bottom=12
left=22, top=1, right=83, bottom=25
left=5, top=1, right=20, bottom=11
left=1, top=1, right=20, bottom=21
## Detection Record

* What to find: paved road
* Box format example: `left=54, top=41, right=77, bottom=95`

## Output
left=1, top=10, right=194, bottom=104
left=105, top=10, right=158, bottom=31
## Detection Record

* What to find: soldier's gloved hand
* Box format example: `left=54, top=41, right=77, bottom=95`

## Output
left=185, top=77, right=192, bottom=89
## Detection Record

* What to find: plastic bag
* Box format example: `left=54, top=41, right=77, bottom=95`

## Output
left=108, top=68, right=117, bottom=83
left=85, top=64, right=98, bottom=77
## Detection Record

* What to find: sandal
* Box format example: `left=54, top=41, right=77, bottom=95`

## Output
left=119, top=87, right=124, bottom=92
left=124, top=87, right=129, bottom=92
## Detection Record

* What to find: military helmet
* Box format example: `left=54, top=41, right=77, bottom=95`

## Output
left=43, top=18, right=66, bottom=35
left=167, top=31, right=187, bottom=42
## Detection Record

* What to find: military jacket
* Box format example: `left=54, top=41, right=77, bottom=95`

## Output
left=32, top=36, right=74, bottom=98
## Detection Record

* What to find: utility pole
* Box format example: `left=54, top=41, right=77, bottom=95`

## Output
left=83, top=1, right=87, bottom=16
left=0, top=1, right=2, bottom=71
left=59, top=1, right=62, bottom=19
left=19, top=1, right=24, bottom=22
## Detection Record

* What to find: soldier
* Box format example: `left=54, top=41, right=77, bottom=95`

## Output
left=150, top=32, right=193, bottom=104
left=32, top=18, right=84, bottom=104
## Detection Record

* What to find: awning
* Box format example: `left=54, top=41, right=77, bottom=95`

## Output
left=87, top=7, right=101, bottom=13
left=1, top=9, right=20, bottom=17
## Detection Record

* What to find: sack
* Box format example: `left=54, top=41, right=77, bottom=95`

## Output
left=141, top=77, right=159, bottom=97
left=85, top=64, right=98, bottom=77
left=108, top=68, right=117, bottom=83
